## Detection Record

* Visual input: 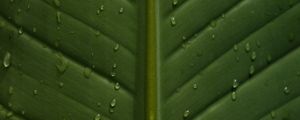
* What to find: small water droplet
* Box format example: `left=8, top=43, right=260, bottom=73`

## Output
left=27, top=0, right=31, bottom=10
left=3, top=52, right=11, bottom=68
left=233, top=79, right=239, bottom=89
left=221, top=14, right=225, bottom=18
left=182, top=36, right=187, bottom=41
left=8, top=86, right=14, bottom=95
left=113, top=43, right=119, bottom=52
left=109, top=108, right=115, bottom=113
left=21, top=110, right=25, bottom=115
left=110, top=98, right=116, bottom=108
left=95, top=30, right=100, bottom=36
left=233, top=44, right=238, bottom=52
left=56, top=54, right=68, bottom=73
left=112, top=63, right=117, bottom=69
left=251, top=51, right=256, bottom=61
left=18, top=27, right=23, bottom=35
left=245, top=42, right=250, bottom=52
left=97, top=102, right=101, bottom=107
left=170, top=17, right=176, bottom=27
left=193, top=83, right=197, bottom=89
left=256, top=40, right=261, bottom=48
left=110, top=71, right=116, bottom=77
left=172, top=0, right=178, bottom=7
left=114, top=82, right=120, bottom=91
left=231, top=91, right=237, bottom=101
left=283, top=86, right=290, bottom=95
left=33, top=89, right=38, bottom=95
left=183, top=109, right=190, bottom=118
left=267, top=54, right=272, bottom=63
left=210, top=20, right=217, bottom=28
left=271, top=111, right=276, bottom=119
left=17, top=8, right=22, bottom=14
left=249, top=65, right=255, bottom=76
left=59, top=82, right=64, bottom=88
left=211, top=34, right=216, bottom=40
left=100, top=5, right=104, bottom=11
left=94, top=113, right=101, bottom=120
left=96, top=9, right=101, bottom=15
left=32, top=27, right=37, bottom=33
left=83, top=67, right=92, bottom=78
left=119, top=7, right=124, bottom=14
left=6, top=111, right=13, bottom=118
left=56, top=11, right=61, bottom=24
left=53, top=0, right=61, bottom=7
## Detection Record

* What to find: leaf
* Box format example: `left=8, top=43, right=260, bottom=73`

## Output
left=0, top=0, right=300, bottom=120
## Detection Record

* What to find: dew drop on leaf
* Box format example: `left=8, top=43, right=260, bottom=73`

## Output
left=233, top=44, right=238, bottom=52
left=3, top=52, right=11, bottom=68
left=56, top=54, right=68, bottom=73
left=83, top=67, right=92, bottom=78
left=245, top=42, right=250, bottom=53
left=112, top=63, right=117, bottom=69
left=53, top=0, right=61, bottom=7
left=193, top=83, right=197, bottom=89
left=33, top=89, right=38, bottom=95
left=56, top=11, right=61, bottom=24
left=233, top=79, right=239, bottom=89
left=249, top=65, right=255, bottom=76
left=119, top=7, right=124, bottom=14
left=231, top=91, right=237, bottom=101
left=283, top=86, right=290, bottom=95
left=32, top=27, right=37, bottom=33
left=256, top=40, right=261, bottom=48
left=172, top=0, right=178, bottom=7
left=94, top=113, right=101, bottom=120
left=113, top=43, right=119, bottom=52
left=110, top=71, right=116, bottom=77
left=110, top=98, right=116, bottom=108
left=59, top=82, right=64, bottom=88
left=114, top=82, right=120, bottom=91
left=170, top=16, right=176, bottom=27
left=251, top=51, right=256, bottom=61
left=210, top=20, right=217, bottom=28
left=267, top=54, right=272, bottom=63
left=183, top=109, right=190, bottom=118
left=100, top=5, right=104, bottom=12
left=18, top=27, right=23, bottom=35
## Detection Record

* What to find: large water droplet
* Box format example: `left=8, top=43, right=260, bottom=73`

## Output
left=249, top=65, right=255, bottom=76
left=183, top=109, right=190, bottom=118
left=114, top=82, right=120, bottom=91
left=113, top=43, right=119, bottom=52
left=8, top=86, right=14, bottom=95
left=110, top=98, right=116, bottom=108
left=56, top=55, right=68, bottom=73
left=172, top=0, right=178, bottom=7
left=233, top=79, right=239, bottom=89
left=33, top=89, right=38, bottom=95
left=94, top=113, right=101, bottom=120
left=231, top=91, right=237, bottom=101
left=170, top=17, right=176, bottom=27
left=3, top=52, right=11, bottom=68
left=112, top=63, right=117, bottom=69
left=83, top=67, right=92, bottom=78
left=119, top=7, right=124, bottom=14
left=283, top=86, right=290, bottom=95
left=100, top=5, right=104, bottom=11
left=56, top=11, right=61, bottom=24
left=251, top=51, right=256, bottom=61
left=245, top=42, right=250, bottom=53
left=53, top=0, right=61, bottom=7
left=193, top=83, right=197, bottom=89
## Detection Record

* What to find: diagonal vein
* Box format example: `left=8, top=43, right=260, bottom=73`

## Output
left=165, top=2, right=299, bottom=99
left=0, top=15, right=134, bottom=96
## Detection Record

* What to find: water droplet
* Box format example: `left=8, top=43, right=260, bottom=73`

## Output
left=97, top=102, right=101, bottom=107
left=21, top=110, right=25, bottom=115
left=210, top=20, right=217, bottom=28
left=56, top=54, right=68, bottom=73
left=231, top=91, right=237, bottom=101
left=94, top=113, right=101, bottom=120
left=83, top=67, right=92, bottom=78
left=221, top=14, right=226, bottom=18
left=59, top=82, right=64, bottom=88
left=251, top=51, right=256, bottom=61
left=100, top=5, right=104, bottom=11
left=233, top=79, right=239, bottom=89
left=183, top=109, right=190, bottom=118
left=267, top=54, right=272, bottom=63
left=182, top=36, right=187, bottom=41
left=110, top=98, right=116, bottom=108
left=249, top=65, right=255, bottom=76
left=211, top=34, right=216, bottom=40
left=109, top=108, right=115, bottom=113
left=113, top=43, right=119, bottom=52
left=95, top=30, right=100, bottom=36
left=18, top=27, right=23, bottom=35
left=3, top=52, right=11, bottom=68
left=8, top=86, right=14, bottom=95
left=54, top=0, right=61, bottom=7
left=56, top=11, right=61, bottom=24
left=27, top=0, right=31, bottom=10
left=32, top=27, right=37, bottom=33
left=172, top=0, right=178, bottom=7
left=114, top=82, right=120, bottom=91
left=119, top=7, right=124, bottom=14
left=245, top=42, right=250, bottom=52
left=112, top=63, right=117, bottom=69
left=170, top=17, right=176, bottom=27
left=193, top=83, right=197, bottom=89
left=233, top=44, right=238, bottom=52
left=33, top=89, right=38, bottom=95
left=283, top=86, right=290, bottom=95
left=96, top=9, right=101, bottom=15
left=17, top=8, right=22, bottom=14
left=271, top=111, right=276, bottom=119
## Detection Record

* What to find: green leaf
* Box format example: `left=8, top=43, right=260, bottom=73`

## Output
left=0, top=0, right=300, bottom=120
